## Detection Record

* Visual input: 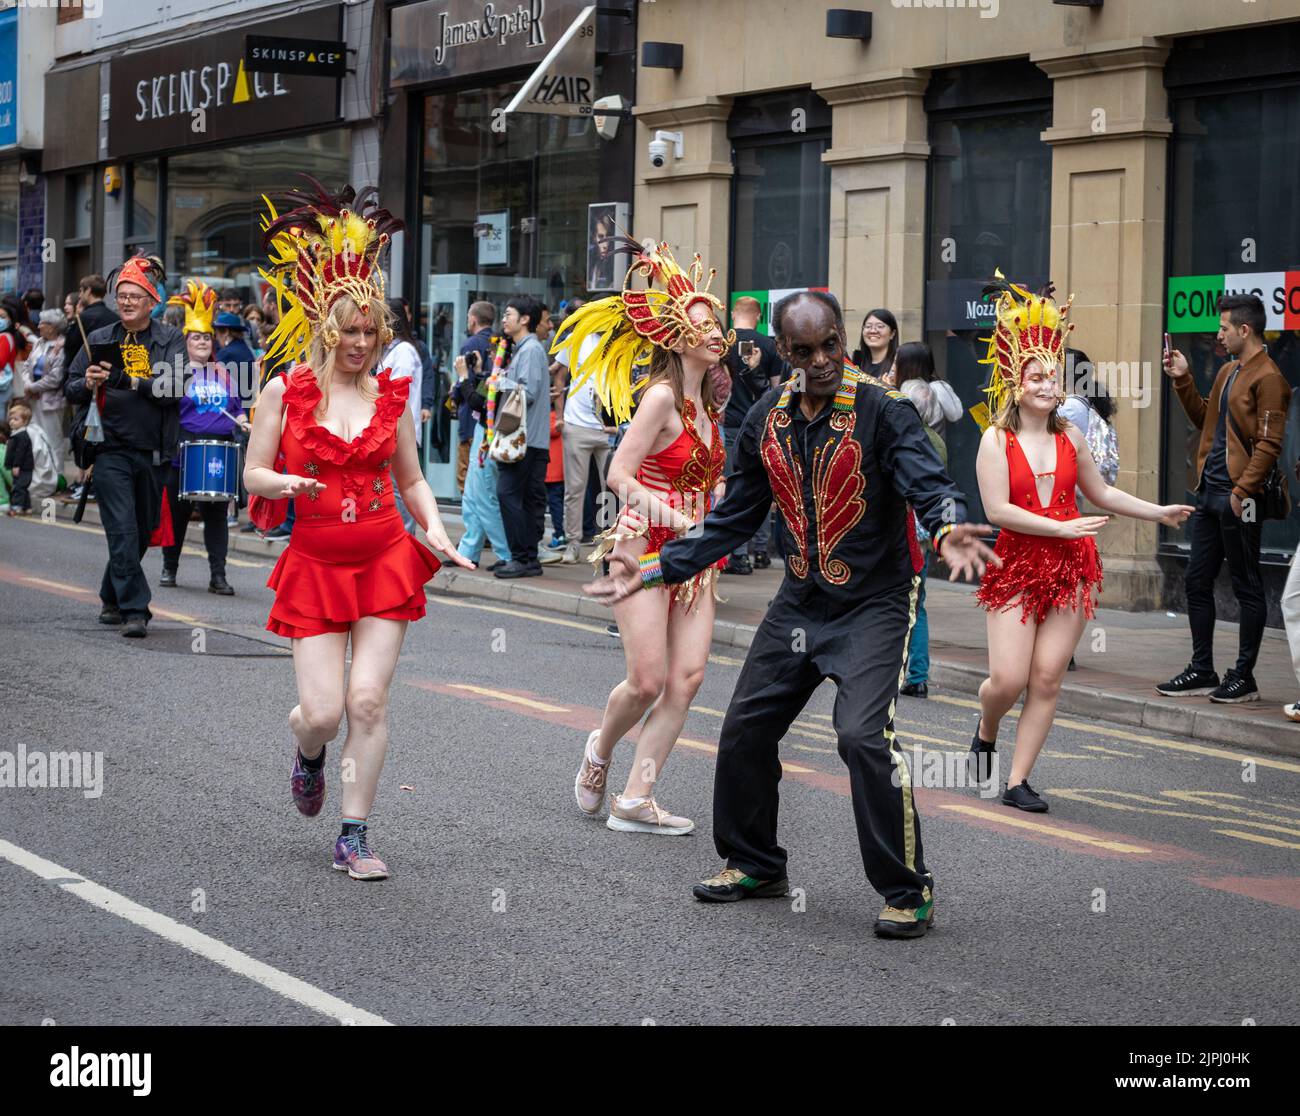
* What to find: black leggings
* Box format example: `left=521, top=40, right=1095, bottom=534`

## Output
left=162, top=465, right=230, bottom=577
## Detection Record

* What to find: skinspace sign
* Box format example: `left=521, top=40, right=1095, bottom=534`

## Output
left=1168, top=272, right=1300, bottom=333
left=390, top=0, right=589, bottom=87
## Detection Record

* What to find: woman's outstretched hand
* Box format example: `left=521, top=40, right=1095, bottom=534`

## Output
left=939, top=523, right=1001, bottom=582
left=279, top=475, right=325, bottom=499
left=424, top=523, right=477, bottom=569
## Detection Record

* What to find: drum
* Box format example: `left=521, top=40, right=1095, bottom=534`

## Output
left=179, top=440, right=240, bottom=502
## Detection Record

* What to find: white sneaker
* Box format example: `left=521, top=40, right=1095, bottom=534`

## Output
left=539, top=547, right=565, bottom=565
left=574, top=731, right=610, bottom=815
left=606, top=796, right=694, bottom=836
left=561, top=543, right=579, bottom=564
left=1284, top=702, right=1300, bottom=723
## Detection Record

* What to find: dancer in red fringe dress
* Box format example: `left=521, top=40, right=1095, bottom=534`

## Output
left=243, top=179, right=471, bottom=880
left=971, top=275, right=1192, bottom=813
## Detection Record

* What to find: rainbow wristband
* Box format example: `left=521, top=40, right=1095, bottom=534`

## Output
left=932, top=523, right=956, bottom=553
left=639, top=551, right=665, bottom=591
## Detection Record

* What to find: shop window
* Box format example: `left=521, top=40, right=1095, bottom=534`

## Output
left=923, top=65, right=1052, bottom=526
left=129, top=160, right=159, bottom=241
left=68, top=171, right=94, bottom=242
left=1164, top=34, right=1300, bottom=556
left=165, top=130, right=350, bottom=297
left=729, top=90, right=831, bottom=314
left=0, top=160, right=17, bottom=257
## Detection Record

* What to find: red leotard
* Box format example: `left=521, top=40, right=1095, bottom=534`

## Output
left=636, top=397, right=727, bottom=605
left=265, top=365, right=442, bottom=639
left=975, top=428, right=1102, bottom=623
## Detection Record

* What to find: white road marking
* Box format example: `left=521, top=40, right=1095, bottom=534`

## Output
left=0, top=838, right=391, bottom=1026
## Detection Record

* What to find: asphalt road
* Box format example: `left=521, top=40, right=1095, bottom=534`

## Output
left=2, top=512, right=1298, bottom=1026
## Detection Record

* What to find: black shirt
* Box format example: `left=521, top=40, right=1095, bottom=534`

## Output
left=661, top=366, right=967, bottom=603
left=65, top=319, right=185, bottom=461
left=723, top=328, right=788, bottom=430
left=1201, top=372, right=1234, bottom=494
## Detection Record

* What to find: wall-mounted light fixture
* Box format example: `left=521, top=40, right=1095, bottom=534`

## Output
left=826, top=9, right=873, bottom=41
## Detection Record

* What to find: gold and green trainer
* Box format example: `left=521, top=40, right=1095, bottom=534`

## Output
left=873, top=894, right=936, bottom=939
left=692, top=867, right=790, bottom=903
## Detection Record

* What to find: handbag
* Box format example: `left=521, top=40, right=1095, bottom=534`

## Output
left=495, top=384, right=525, bottom=436
left=1223, top=371, right=1291, bottom=520
left=489, top=389, right=528, bottom=465
left=249, top=450, right=289, bottom=530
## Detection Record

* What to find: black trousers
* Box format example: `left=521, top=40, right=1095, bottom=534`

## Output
left=162, top=465, right=229, bottom=578
left=94, top=449, right=166, bottom=620
left=713, top=577, right=932, bottom=908
left=1185, top=487, right=1266, bottom=677
left=497, top=447, right=549, bottom=563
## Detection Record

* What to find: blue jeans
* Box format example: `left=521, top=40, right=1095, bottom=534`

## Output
left=457, top=423, right=511, bottom=563
left=907, top=569, right=929, bottom=685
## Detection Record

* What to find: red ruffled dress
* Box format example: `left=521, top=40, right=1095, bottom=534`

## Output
left=265, top=365, right=442, bottom=639
left=975, top=429, right=1102, bottom=623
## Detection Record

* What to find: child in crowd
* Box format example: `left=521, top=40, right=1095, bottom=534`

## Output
left=5, top=400, right=58, bottom=516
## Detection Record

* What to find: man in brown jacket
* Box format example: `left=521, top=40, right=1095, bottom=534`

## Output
left=1157, top=293, right=1291, bottom=703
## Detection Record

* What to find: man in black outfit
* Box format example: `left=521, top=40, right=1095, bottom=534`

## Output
left=721, top=295, right=788, bottom=573
left=64, top=257, right=184, bottom=638
left=63, top=274, right=118, bottom=371
left=587, top=291, right=997, bottom=939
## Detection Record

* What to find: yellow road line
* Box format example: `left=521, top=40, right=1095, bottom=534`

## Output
left=676, top=735, right=812, bottom=774
left=1083, top=744, right=1143, bottom=758
left=938, top=803, right=1151, bottom=854
left=1212, top=829, right=1300, bottom=850
left=444, top=683, right=569, bottom=713
left=21, top=576, right=88, bottom=594
left=930, top=692, right=1300, bottom=773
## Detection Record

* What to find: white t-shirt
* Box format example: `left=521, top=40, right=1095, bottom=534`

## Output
left=383, top=339, right=423, bottom=445
left=560, top=333, right=606, bottom=431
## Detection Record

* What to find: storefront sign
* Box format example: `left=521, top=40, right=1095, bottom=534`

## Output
left=0, top=8, right=17, bottom=150
left=924, top=277, right=1047, bottom=333
left=245, top=35, right=348, bottom=79
left=477, top=210, right=510, bottom=266
left=507, top=4, right=595, bottom=118
left=108, top=8, right=342, bottom=159
left=391, top=0, right=588, bottom=87
left=1167, top=271, right=1300, bottom=332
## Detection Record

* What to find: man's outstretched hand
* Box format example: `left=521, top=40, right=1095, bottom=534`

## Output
left=583, top=550, right=642, bottom=606
left=939, top=523, right=1001, bottom=582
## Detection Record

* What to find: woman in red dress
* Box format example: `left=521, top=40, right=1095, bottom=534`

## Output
left=557, top=240, right=732, bottom=835
left=244, top=180, right=471, bottom=880
left=971, top=277, right=1192, bottom=812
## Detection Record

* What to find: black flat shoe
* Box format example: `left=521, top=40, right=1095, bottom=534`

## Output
left=494, top=560, right=534, bottom=579
left=159, top=569, right=177, bottom=588
left=900, top=681, right=928, bottom=698
left=121, top=618, right=148, bottom=639
left=1002, top=780, right=1048, bottom=813
left=487, top=559, right=506, bottom=571
left=751, top=551, right=772, bottom=570
left=968, top=720, right=996, bottom=784
left=723, top=555, right=753, bottom=576
left=98, top=606, right=123, bottom=625
left=208, top=575, right=234, bottom=595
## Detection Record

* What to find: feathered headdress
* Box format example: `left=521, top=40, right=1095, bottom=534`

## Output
left=550, top=238, right=735, bottom=423
left=166, top=280, right=217, bottom=335
left=110, top=254, right=166, bottom=304
left=259, top=175, right=404, bottom=369
left=978, top=269, right=1074, bottom=415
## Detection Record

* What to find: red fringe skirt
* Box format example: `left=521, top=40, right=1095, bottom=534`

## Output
left=975, top=528, right=1102, bottom=624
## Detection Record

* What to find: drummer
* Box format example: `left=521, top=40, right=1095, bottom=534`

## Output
left=160, top=281, right=249, bottom=595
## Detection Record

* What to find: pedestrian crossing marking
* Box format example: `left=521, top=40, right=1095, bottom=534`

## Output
left=938, top=804, right=1151, bottom=854
left=445, top=683, right=569, bottom=713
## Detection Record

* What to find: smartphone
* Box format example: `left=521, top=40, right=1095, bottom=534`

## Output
left=89, top=342, right=123, bottom=373
left=738, top=340, right=755, bottom=361
left=1163, top=332, right=1172, bottom=360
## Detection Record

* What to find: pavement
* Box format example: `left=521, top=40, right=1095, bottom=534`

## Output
left=3, top=505, right=1300, bottom=1026
left=57, top=496, right=1299, bottom=759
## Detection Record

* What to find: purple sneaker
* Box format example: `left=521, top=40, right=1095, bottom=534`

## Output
left=333, top=825, right=389, bottom=881
left=290, top=746, right=326, bottom=817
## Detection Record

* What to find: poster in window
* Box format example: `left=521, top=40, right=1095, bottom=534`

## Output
left=477, top=210, right=509, bottom=267
left=587, top=202, right=629, bottom=292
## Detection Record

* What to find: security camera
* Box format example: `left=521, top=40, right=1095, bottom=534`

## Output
left=648, top=130, right=683, bottom=169
left=593, top=94, right=627, bottom=142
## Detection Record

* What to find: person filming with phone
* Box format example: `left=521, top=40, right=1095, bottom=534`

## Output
left=451, top=300, right=497, bottom=492
left=721, top=296, right=788, bottom=573
left=1157, top=293, right=1291, bottom=704
left=63, top=255, right=184, bottom=638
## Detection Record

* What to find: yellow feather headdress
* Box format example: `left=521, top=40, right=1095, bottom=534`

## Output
left=978, top=269, right=1074, bottom=415
left=166, top=279, right=217, bottom=336
left=259, top=176, right=403, bottom=369
left=550, top=238, right=735, bottom=424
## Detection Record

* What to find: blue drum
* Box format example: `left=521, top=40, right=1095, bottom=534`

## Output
left=179, top=440, right=240, bottom=502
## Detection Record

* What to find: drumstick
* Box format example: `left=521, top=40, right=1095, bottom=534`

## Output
left=219, top=407, right=248, bottom=427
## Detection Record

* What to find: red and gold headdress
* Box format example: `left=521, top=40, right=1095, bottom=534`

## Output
left=550, top=238, right=735, bottom=423
left=167, top=280, right=217, bottom=335
left=979, top=270, right=1074, bottom=414
left=259, top=175, right=403, bottom=368
left=110, top=255, right=166, bottom=304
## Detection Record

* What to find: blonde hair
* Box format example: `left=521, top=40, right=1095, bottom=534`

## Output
left=307, top=294, right=393, bottom=418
